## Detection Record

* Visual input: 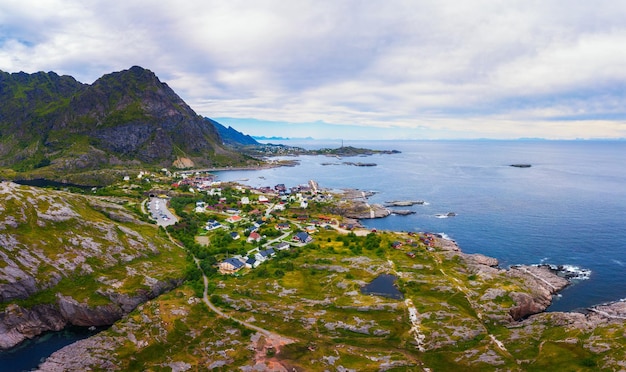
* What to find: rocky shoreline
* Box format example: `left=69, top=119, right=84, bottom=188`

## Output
left=327, top=187, right=617, bottom=325
left=422, top=234, right=626, bottom=326
left=3, top=183, right=625, bottom=370
left=0, top=278, right=182, bottom=349
left=0, top=182, right=187, bottom=351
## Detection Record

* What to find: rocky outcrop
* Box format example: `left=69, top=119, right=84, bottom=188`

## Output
left=440, top=240, right=570, bottom=321
left=34, top=333, right=120, bottom=372
left=0, top=278, right=183, bottom=349
left=57, top=295, right=124, bottom=327
left=0, top=304, right=66, bottom=349
left=100, top=277, right=183, bottom=313
left=507, top=265, right=569, bottom=320
left=0, top=276, right=39, bottom=302
left=328, top=188, right=391, bottom=219
left=0, top=182, right=164, bottom=303
left=462, top=253, right=499, bottom=267
left=390, top=209, right=416, bottom=215
left=0, top=184, right=186, bottom=349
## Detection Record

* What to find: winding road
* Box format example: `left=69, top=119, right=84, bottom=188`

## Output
left=164, top=230, right=296, bottom=353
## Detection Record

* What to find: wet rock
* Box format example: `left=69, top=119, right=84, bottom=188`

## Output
left=0, top=304, right=66, bottom=348
left=507, top=265, right=569, bottom=320
left=34, top=333, right=120, bottom=372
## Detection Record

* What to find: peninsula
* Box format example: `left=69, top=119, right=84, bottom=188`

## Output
left=1, top=175, right=624, bottom=371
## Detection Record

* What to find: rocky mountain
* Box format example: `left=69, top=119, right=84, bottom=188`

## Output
left=0, top=66, right=255, bottom=184
left=206, top=117, right=259, bottom=146
left=0, top=182, right=186, bottom=348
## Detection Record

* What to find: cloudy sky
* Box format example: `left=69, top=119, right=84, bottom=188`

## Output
left=2, top=1, right=626, bottom=139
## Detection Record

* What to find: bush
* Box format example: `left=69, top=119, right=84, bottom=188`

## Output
left=274, top=269, right=285, bottom=278
left=210, top=294, right=224, bottom=306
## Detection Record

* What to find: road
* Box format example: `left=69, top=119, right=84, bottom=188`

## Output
left=146, top=197, right=178, bottom=227
left=163, top=229, right=296, bottom=353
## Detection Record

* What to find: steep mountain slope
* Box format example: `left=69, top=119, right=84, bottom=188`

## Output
left=207, top=117, right=259, bottom=146
left=0, top=66, right=255, bottom=183
left=0, top=182, right=186, bottom=348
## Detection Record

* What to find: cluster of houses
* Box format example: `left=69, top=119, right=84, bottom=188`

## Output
left=172, top=172, right=218, bottom=191
left=218, top=238, right=305, bottom=274
left=177, top=177, right=330, bottom=275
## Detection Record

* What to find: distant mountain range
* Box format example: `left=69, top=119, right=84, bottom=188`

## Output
left=207, top=118, right=259, bottom=146
left=253, top=136, right=315, bottom=141
left=0, top=66, right=258, bottom=184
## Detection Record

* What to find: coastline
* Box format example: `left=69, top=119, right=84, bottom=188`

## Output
left=336, top=187, right=624, bottom=319
left=4, top=169, right=626, bottom=370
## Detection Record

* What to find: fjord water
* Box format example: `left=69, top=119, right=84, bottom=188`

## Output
left=217, top=140, right=626, bottom=311
left=0, top=327, right=100, bottom=372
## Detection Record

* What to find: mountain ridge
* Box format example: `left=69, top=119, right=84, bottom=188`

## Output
left=0, top=66, right=257, bottom=184
left=207, top=117, right=259, bottom=146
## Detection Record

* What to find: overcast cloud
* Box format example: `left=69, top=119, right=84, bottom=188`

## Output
left=1, top=0, right=626, bottom=139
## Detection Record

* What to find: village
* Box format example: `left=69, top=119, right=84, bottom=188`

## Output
left=150, top=172, right=360, bottom=276
left=141, top=170, right=447, bottom=280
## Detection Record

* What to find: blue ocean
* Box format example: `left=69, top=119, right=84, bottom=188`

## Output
left=215, top=140, right=626, bottom=312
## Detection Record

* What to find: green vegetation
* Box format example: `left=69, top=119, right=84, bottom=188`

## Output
left=0, top=182, right=185, bottom=312
left=2, top=176, right=625, bottom=371
left=0, top=67, right=262, bottom=185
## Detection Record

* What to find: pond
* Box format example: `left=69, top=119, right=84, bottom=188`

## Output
left=360, top=274, right=404, bottom=300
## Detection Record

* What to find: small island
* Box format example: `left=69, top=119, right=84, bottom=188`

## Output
left=384, top=200, right=425, bottom=207
left=510, top=164, right=532, bottom=168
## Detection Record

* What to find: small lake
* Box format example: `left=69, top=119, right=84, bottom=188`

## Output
left=360, top=274, right=404, bottom=300
left=0, top=326, right=102, bottom=372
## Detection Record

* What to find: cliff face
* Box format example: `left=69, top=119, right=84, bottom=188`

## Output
left=0, top=66, right=249, bottom=178
left=0, top=182, right=186, bottom=348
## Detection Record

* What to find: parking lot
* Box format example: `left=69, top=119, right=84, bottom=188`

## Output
left=147, top=197, right=178, bottom=227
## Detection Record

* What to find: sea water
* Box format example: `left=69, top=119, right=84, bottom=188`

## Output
left=0, top=327, right=102, bottom=372
left=5, top=140, right=623, bottom=369
left=216, top=140, right=626, bottom=312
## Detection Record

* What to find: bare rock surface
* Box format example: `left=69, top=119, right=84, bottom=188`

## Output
left=0, top=182, right=183, bottom=349
left=0, top=304, right=66, bottom=348
left=34, top=333, right=121, bottom=372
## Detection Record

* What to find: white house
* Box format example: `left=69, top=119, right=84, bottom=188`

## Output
left=276, top=242, right=291, bottom=251
left=218, top=258, right=245, bottom=274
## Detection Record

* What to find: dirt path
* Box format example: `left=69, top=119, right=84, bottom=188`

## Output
left=165, top=229, right=296, bottom=368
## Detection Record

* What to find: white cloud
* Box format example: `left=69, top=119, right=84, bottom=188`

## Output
left=1, top=0, right=626, bottom=139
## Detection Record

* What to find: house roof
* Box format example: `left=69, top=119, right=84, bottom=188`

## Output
left=295, top=232, right=311, bottom=242
left=223, top=257, right=244, bottom=269
left=260, top=248, right=275, bottom=257
left=249, top=232, right=261, bottom=240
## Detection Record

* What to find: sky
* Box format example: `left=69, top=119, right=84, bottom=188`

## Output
left=1, top=1, right=626, bottom=140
